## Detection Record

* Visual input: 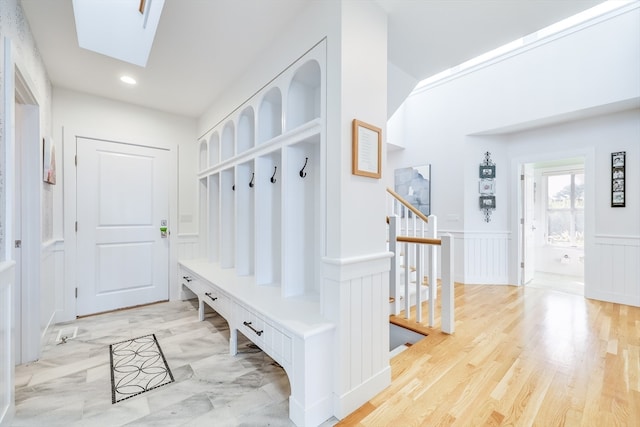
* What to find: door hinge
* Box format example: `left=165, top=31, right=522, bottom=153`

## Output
left=520, top=218, right=524, bottom=225
left=75, top=221, right=78, bottom=232
left=14, top=240, right=21, bottom=248
left=521, top=262, right=525, bottom=268
left=521, top=174, right=525, bottom=180
left=75, top=287, right=78, bottom=298
left=75, top=155, right=77, bottom=166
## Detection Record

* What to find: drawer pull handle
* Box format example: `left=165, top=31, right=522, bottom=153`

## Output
left=205, top=292, right=217, bottom=301
left=183, top=276, right=193, bottom=282
left=243, top=321, right=263, bottom=336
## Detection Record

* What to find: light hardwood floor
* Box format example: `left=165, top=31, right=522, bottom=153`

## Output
left=339, top=284, right=640, bottom=426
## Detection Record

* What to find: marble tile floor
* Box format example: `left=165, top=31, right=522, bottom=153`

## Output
left=13, top=300, right=338, bottom=427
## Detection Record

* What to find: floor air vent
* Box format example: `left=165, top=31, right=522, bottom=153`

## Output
left=56, top=326, right=78, bottom=343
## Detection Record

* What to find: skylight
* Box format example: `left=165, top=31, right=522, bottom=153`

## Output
left=414, top=0, right=635, bottom=91
left=72, top=0, right=165, bottom=67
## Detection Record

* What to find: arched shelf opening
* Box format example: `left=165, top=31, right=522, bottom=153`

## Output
left=237, top=107, right=255, bottom=154
left=198, top=140, right=208, bottom=171
left=221, top=121, right=235, bottom=161
left=209, top=132, right=220, bottom=166
left=287, top=60, right=321, bottom=131
left=258, top=87, right=282, bottom=145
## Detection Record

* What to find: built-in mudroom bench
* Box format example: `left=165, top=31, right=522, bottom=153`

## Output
left=180, top=40, right=340, bottom=426
left=179, top=260, right=335, bottom=426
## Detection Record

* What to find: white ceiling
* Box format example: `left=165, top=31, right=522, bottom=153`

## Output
left=20, top=0, right=603, bottom=118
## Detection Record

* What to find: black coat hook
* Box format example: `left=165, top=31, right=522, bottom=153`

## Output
left=270, top=166, right=278, bottom=183
left=249, top=172, right=255, bottom=188
left=299, top=157, right=308, bottom=178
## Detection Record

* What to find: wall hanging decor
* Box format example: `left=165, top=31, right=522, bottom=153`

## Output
left=611, top=151, right=625, bottom=207
left=352, top=119, right=382, bottom=178
left=478, top=151, right=495, bottom=222
left=43, top=136, right=56, bottom=185
left=394, top=164, right=431, bottom=217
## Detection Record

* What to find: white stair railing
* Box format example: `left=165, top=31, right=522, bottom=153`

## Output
left=395, top=234, right=455, bottom=334
left=387, top=189, right=437, bottom=317
left=387, top=188, right=454, bottom=334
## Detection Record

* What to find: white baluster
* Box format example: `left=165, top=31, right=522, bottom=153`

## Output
left=404, top=242, right=410, bottom=319
left=415, top=244, right=422, bottom=323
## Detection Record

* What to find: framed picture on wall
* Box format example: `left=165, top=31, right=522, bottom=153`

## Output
left=352, top=119, right=382, bottom=179
left=479, top=179, right=495, bottom=194
left=479, top=195, right=496, bottom=209
left=479, top=165, right=495, bottom=179
left=43, top=136, right=56, bottom=185
left=611, top=151, right=625, bottom=207
left=394, top=164, right=431, bottom=217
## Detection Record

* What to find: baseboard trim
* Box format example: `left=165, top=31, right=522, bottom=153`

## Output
left=333, top=366, right=391, bottom=420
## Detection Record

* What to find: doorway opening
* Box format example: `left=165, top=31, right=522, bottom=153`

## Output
left=13, top=67, right=42, bottom=364
left=521, top=157, right=585, bottom=295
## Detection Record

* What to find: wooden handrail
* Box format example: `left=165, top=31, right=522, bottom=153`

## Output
left=396, top=236, right=441, bottom=246
left=386, top=187, right=429, bottom=223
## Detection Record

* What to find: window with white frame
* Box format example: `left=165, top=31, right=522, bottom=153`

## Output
left=545, top=170, right=584, bottom=247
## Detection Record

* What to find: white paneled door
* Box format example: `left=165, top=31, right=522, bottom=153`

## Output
left=76, top=138, right=170, bottom=316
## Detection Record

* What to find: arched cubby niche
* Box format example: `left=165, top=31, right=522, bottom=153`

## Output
left=236, top=160, right=255, bottom=276
left=208, top=174, right=220, bottom=263
left=282, top=135, right=321, bottom=297
left=209, top=132, right=220, bottom=166
left=237, top=107, right=255, bottom=154
left=258, top=87, right=282, bottom=145
left=220, top=168, right=235, bottom=268
left=221, top=121, right=235, bottom=161
left=255, top=150, right=282, bottom=286
left=198, top=140, right=208, bottom=171
left=198, top=177, right=208, bottom=256
left=286, top=60, right=321, bottom=131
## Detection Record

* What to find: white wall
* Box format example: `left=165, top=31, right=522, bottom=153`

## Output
left=53, top=88, right=197, bottom=321
left=387, top=4, right=640, bottom=302
left=1, top=0, right=54, bottom=421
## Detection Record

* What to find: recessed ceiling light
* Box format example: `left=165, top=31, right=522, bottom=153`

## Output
left=120, top=75, right=137, bottom=85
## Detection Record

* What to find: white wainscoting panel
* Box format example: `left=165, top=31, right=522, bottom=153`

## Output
left=463, top=231, right=511, bottom=285
left=178, top=234, right=200, bottom=260
left=41, top=240, right=65, bottom=337
left=322, top=252, right=392, bottom=418
left=589, top=235, right=640, bottom=306
left=0, top=261, right=16, bottom=425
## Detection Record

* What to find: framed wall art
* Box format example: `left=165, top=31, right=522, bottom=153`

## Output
left=479, top=179, right=495, bottom=194
left=352, top=119, right=382, bottom=179
left=43, top=136, right=56, bottom=185
left=479, top=195, right=496, bottom=209
left=611, top=151, right=625, bottom=207
left=479, top=165, right=495, bottom=179
left=394, top=164, right=431, bottom=217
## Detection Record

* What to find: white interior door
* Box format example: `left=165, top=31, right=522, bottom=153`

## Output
left=522, top=164, right=536, bottom=284
left=76, top=137, right=170, bottom=316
